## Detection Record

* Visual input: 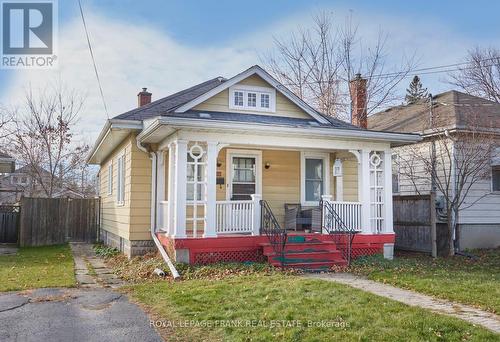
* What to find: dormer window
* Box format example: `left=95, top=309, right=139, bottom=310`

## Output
left=247, top=93, right=257, bottom=107
left=229, top=85, right=276, bottom=113
left=234, top=91, right=243, bottom=107
left=261, top=94, right=270, bottom=108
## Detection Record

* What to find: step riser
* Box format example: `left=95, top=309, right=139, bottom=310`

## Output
left=262, top=245, right=337, bottom=255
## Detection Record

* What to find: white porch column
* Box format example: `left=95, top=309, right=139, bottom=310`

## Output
left=359, top=149, right=372, bottom=234
left=383, top=149, right=394, bottom=233
left=251, top=194, right=262, bottom=236
left=167, top=144, right=176, bottom=236
left=156, top=151, right=166, bottom=231
left=173, top=140, right=187, bottom=238
left=204, top=141, right=218, bottom=237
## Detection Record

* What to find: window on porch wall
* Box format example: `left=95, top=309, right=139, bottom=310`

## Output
left=369, top=152, right=384, bottom=233
left=186, top=142, right=207, bottom=237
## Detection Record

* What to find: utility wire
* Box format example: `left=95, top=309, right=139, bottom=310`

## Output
left=77, top=0, right=109, bottom=119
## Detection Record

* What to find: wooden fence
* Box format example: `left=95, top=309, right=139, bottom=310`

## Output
left=19, top=197, right=100, bottom=247
left=393, top=194, right=437, bottom=255
left=0, top=205, right=20, bottom=243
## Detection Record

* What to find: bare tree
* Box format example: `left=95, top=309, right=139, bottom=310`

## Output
left=9, top=85, right=90, bottom=198
left=448, top=47, right=500, bottom=103
left=397, top=106, right=495, bottom=256
left=262, top=11, right=415, bottom=120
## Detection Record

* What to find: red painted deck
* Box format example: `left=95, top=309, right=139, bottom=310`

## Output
left=157, top=232, right=395, bottom=266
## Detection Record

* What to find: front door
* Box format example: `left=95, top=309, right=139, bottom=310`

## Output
left=230, top=156, right=256, bottom=200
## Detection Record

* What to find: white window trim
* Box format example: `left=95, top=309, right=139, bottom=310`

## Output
left=225, top=149, right=262, bottom=200
left=492, top=165, right=500, bottom=193
left=107, top=162, right=113, bottom=195
left=228, top=85, right=276, bottom=113
left=300, top=151, right=330, bottom=206
left=116, top=153, right=125, bottom=206
left=392, top=153, right=400, bottom=194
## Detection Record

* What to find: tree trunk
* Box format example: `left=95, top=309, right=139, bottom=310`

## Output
left=447, top=209, right=454, bottom=256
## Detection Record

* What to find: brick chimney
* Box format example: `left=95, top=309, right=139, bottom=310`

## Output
left=349, top=73, right=367, bottom=128
left=137, top=88, right=152, bottom=107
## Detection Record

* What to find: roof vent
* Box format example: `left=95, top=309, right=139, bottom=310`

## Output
left=199, top=113, right=212, bottom=119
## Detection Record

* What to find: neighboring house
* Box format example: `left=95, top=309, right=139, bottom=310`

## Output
left=369, top=90, right=500, bottom=249
left=87, top=65, right=419, bottom=266
left=0, top=164, right=86, bottom=204
left=0, top=151, right=15, bottom=174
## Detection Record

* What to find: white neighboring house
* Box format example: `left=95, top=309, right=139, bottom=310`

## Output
left=369, top=90, right=500, bottom=249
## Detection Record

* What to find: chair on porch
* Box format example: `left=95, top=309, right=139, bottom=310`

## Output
left=284, top=203, right=322, bottom=232
left=284, top=203, right=301, bottom=231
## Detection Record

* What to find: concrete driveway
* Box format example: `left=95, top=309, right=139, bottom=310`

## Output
left=0, top=287, right=162, bottom=342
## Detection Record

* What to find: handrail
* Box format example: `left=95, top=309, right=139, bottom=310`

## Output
left=260, top=200, right=287, bottom=267
left=320, top=199, right=358, bottom=265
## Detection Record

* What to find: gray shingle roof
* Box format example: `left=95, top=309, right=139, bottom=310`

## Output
left=368, top=90, right=500, bottom=133
left=113, top=77, right=226, bottom=120
left=112, top=72, right=362, bottom=130
left=171, top=110, right=361, bottom=130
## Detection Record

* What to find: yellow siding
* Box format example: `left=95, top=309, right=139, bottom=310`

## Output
left=334, top=151, right=359, bottom=201
left=214, top=148, right=358, bottom=226
left=99, top=134, right=152, bottom=242
left=193, top=74, right=311, bottom=119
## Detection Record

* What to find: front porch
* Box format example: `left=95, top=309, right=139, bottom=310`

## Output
left=150, top=134, right=395, bottom=265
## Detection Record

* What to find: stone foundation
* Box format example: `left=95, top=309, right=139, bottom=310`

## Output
left=100, top=229, right=156, bottom=258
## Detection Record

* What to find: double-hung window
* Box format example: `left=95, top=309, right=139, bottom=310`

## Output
left=116, top=154, right=125, bottom=205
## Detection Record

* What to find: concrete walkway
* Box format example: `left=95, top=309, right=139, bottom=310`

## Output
left=307, top=273, right=500, bottom=334
left=70, top=242, right=125, bottom=288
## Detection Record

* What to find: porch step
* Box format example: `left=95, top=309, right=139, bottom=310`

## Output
left=260, top=236, right=348, bottom=271
left=260, top=241, right=337, bottom=255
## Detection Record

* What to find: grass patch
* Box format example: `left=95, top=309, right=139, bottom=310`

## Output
left=93, top=243, right=120, bottom=258
left=124, top=274, right=498, bottom=341
left=350, top=249, right=500, bottom=313
left=0, top=244, right=75, bottom=292
left=106, top=252, right=300, bottom=283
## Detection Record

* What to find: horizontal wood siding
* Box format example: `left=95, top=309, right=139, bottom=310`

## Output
left=99, top=134, right=152, bottom=241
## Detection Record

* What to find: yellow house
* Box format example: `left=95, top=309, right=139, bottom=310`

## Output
left=88, top=65, right=420, bottom=270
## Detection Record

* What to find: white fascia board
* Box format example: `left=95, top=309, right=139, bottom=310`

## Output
left=173, top=65, right=330, bottom=124
left=138, top=116, right=421, bottom=145
left=87, top=119, right=143, bottom=164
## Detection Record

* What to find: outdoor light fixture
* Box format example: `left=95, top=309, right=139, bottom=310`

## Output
left=265, top=162, right=271, bottom=169
left=217, top=160, right=222, bottom=168
left=333, top=158, right=343, bottom=176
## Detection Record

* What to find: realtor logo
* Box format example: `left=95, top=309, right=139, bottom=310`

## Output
left=1, top=0, right=58, bottom=68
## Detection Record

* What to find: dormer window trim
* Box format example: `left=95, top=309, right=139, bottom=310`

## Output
left=229, top=85, right=276, bottom=113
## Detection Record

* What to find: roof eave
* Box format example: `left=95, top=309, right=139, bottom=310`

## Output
left=138, top=116, right=421, bottom=145
left=87, top=119, right=143, bottom=164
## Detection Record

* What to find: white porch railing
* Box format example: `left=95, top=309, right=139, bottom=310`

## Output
left=216, top=200, right=254, bottom=234
left=158, top=201, right=169, bottom=232
left=324, top=200, right=362, bottom=232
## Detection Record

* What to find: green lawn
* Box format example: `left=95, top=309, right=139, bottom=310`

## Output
left=0, top=244, right=75, bottom=292
left=351, top=249, right=500, bottom=314
left=124, top=274, right=498, bottom=341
